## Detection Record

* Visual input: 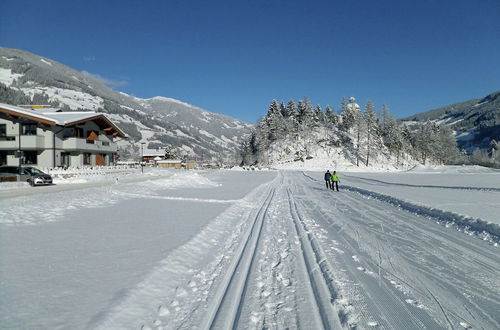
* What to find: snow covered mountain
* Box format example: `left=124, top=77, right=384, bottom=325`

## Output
left=402, top=91, right=500, bottom=153
left=0, top=47, right=253, bottom=160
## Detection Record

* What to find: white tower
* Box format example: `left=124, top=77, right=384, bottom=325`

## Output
left=346, top=96, right=360, bottom=112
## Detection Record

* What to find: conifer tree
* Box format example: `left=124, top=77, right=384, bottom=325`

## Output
left=364, top=100, right=378, bottom=166
left=286, top=99, right=299, bottom=134
left=314, top=104, right=324, bottom=126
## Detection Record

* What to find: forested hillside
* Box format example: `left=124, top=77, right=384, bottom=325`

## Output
left=241, top=97, right=462, bottom=169
left=402, top=90, right=500, bottom=167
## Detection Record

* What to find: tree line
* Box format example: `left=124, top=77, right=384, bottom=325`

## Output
left=240, top=97, right=463, bottom=167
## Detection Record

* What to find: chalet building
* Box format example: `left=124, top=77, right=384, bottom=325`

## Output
left=0, top=103, right=126, bottom=167
left=142, top=149, right=166, bottom=164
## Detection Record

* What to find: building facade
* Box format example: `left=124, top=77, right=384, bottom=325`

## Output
left=0, top=103, right=126, bottom=168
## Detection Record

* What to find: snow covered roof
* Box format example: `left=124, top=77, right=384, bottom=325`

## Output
left=143, top=149, right=165, bottom=157
left=157, top=160, right=182, bottom=164
left=0, top=102, right=126, bottom=137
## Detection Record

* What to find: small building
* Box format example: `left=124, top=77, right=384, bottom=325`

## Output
left=184, top=160, right=196, bottom=169
left=0, top=103, right=126, bottom=167
left=157, top=159, right=182, bottom=169
left=142, top=149, right=166, bottom=164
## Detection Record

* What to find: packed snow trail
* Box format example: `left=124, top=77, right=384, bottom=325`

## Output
left=297, top=171, right=499, bottom=329
left=2, top=170, right=498, bottom=329
left=123, top=171, right=499, bottom=330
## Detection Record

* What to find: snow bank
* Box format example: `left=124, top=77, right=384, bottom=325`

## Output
left=343, top=184, right=500, bottom=244
left=407, top=165, right=499, bottom=174
left=0, top=181, right=30, bottom=190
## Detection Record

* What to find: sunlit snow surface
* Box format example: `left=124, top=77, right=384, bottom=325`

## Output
left=0, top=166, right=498, bottom=329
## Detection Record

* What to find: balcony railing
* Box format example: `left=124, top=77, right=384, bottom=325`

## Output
left=0, top=135, right=45, bottom=149
left=0, top=136, right=16, bottom=141
left=0, top=135, right=16, bottom=150
left=62, top=137, right=116, bottom=152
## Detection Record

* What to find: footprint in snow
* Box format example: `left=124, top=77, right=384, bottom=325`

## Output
left=176, top=287, right=188, bottom=297
left=157, top=305, right=170, bottom=317
left=460, top=321, right=472, bottom=329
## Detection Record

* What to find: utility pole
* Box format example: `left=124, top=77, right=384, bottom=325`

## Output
left=140, top=142, right=145, bottom=173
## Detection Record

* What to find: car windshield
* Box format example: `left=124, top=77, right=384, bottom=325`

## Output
left=25, top=167, right=45, bottom=175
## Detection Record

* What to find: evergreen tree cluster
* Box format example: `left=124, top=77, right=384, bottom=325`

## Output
left=240, top=97, right=462, bottom=167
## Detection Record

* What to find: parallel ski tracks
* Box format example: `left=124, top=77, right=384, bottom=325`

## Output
left=299, top=171, right=500, bottom=329
left=202, top=172, right=346, bottom=330
left=286, top=186, right=344, bottom=329
left=202, top=182, right=276, bottom=330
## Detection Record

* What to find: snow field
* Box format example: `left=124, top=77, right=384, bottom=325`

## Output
left=335, top=167, right=500, bottom=234
left=295, top=172, right=499, bottom=329
left=1, top=167, right=499, bottom=329
left=94, top=173, right=281, bottom=329
left=0, top=170, right=217, bottom=226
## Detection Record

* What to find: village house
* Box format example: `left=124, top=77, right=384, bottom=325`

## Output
left=142, top=149, right=166, bottom=164
left=0, top=103, right=126, bottom=168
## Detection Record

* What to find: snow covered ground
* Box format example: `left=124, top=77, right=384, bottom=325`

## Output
left=0, top=166, right=498, bottom=329
left=337, top=165, right=500, bottom=226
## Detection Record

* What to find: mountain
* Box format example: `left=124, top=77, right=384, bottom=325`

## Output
left=0, top=47, right=253, bottom=161
left=401, top=91, right=500, bottom=153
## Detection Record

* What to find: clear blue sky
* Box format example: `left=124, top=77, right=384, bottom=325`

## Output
left=1, top=0, right=499, bottom=123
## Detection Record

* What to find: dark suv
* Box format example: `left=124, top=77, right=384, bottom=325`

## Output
left=0, top=166, right=53, bottom=186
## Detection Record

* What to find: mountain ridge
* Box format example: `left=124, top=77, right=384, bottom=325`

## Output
left=401, top=90, right=500, bottom=153
left=0, top=47, right=252, bottom=161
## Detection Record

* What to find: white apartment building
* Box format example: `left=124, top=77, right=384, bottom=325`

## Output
left=0, top=103, right=126, bottom=168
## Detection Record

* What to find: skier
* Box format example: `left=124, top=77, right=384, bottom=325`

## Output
left=331, top=171, right=340, bottom=191
left=324, top=170, right=332, bottom=189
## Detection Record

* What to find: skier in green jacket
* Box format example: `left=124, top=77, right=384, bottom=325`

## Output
left=331, top=171, right=340, bottom=191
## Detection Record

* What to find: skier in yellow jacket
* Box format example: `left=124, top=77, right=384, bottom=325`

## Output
left=331, top=171, right=340, bottom=191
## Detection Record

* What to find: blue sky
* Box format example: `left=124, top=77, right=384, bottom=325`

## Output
left=1, top=0, right=499, bottom=123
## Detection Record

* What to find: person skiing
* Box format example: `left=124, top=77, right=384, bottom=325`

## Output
left=331, top=171, right=340, bottom=191
left=324, top=170, right=332, bottom=189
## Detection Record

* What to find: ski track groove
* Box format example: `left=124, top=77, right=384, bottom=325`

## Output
left=299, top=171, right=500, bottom=329
left=203, top=182, right=277, bottom=330
left=302, top=172, right=500, bottom=243
left=286, top=185, right=343, bottom=329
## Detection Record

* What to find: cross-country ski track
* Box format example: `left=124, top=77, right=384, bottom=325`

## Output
left=1, top=170, right=498, bottom=329
left=95, top=171, right=499, bottom=329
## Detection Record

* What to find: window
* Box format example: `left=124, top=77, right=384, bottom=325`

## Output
left=21, top=151, right=37, bottom=165
left=75, top=127, right=84, bottom=138
left=83, top=153, right=92, bottom=165
left=22, top=123, right=37, bottom=135
left=0, top=124, right=13, bottom=141
left=0, top=152, right=6, bottom=166
left=0, top=166, right=17, bottom=174
left=61, top=152, right=71, bottom=167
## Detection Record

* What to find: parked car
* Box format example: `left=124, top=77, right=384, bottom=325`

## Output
left=0, top=166, right=53, bottom=186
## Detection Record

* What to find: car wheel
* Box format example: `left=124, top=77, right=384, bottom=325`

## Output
left=28, top=179, right=34, bottom=187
